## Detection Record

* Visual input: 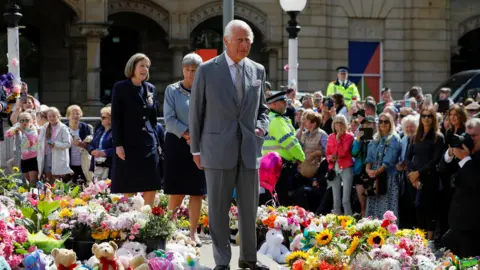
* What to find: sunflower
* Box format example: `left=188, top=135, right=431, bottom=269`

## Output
left=338, top=215, right=353, bottom=229
left=367, top=232, right=385, bottom=247
left=285, top=251, right=308, bottom=267
left=345, top=236, right=360, bottom=256
left=12, top=166, right=19, bottom=173
left=316, top=229, right=333, bottom=246
left=376, top=227, right=389, bottom=236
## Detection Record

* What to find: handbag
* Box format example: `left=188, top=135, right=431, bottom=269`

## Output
left=326, top=169, right=336, bottom=181
left=362, top=140, right=390, bottom=197
left=299, top=157, right=320, bottom=179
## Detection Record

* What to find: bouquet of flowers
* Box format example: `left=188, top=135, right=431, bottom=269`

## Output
left=140, top=205, right=176, bottom=241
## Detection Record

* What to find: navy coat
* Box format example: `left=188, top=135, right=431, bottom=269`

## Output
left=110, top=79, right=162, bottom=193
left=88, top=126, right=114, bottom=177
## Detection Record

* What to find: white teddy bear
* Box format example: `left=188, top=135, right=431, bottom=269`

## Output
left=273, top=216, right=289, bottom=231
left=258, top=228, right=290, bottom=264
left=116, top=241, right=147, bottom=269
left=289, top=234, right=304, bottom=251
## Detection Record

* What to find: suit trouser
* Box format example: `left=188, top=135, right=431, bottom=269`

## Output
left=205, top=161, right=259, bottom=266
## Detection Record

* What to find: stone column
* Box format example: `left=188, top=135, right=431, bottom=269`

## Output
left=80, top=24, right=108, bottom=116
left=268, top=48, right=279, bottom=89
left=169, top=41, right=190, bottom=81
left=66, top=37, right=86, bottom=104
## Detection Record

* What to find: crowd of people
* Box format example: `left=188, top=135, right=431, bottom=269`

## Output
left=1, top=18, right=479, bottom=269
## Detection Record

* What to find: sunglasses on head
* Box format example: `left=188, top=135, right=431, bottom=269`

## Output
left=421, top=114, right=433, bottom=119
left=378, top=120, right=390, bottom=125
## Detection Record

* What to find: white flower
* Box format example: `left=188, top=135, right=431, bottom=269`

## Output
left=141, top=205, right=152, bottom=214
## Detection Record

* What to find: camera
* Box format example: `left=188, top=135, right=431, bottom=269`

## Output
left=451, top=133, right=475, bottom=152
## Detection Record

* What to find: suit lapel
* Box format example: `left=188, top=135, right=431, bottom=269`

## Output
left=242, top=58, right=253, bottom=108
left=216, top=53, right=239, bottom=106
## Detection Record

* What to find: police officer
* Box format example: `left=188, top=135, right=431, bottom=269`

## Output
left=326, top=66, right=360, bottom=108
left=262, top=91, right=305, bottom=205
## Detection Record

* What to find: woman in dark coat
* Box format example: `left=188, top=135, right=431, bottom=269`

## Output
left=111, top=53, right=161, bottom=206
left=406, top=106, right=444, bottom=240
left=88, top=106, right=114, bottom=180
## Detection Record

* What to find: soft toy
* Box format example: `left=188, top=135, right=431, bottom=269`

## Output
left=258, top=229, right=291, bottom=264
left=116, top=241, right=147, bottom=269
left=129, top=255, right=148, bottom=270
left=148, top=257, right=173, bottom=270
left=51, top=248, right=78, bottom=270
left=0, top=256, right=11, bottom=270
left=166, top=251, right=184, bottom=270
left=91, top=241, right=124, bottom=270
left=23, top=249, right=47, bottom=270
left=274, top=216, right=289, bottom=231
left=289, top=234, right=304, bottom=251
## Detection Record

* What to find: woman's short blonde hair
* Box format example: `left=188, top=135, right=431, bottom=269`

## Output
left=125, top=53, right=151, bottom=80
left=331, top=114, right=348, bottom=134
left=66, top=105, right=83, bottom=118
left=100, top=106, right=111, bottom=116
left=46, top=107, right=62, bottom=118
left=374, top=112, right=397, bottom=142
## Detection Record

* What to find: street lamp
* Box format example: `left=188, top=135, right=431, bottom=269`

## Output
left=280, top=0, right=306, bottom=88
left=3, top=0, right=23, bottom=85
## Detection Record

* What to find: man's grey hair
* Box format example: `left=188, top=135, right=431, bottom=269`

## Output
left=182, top=53, right=203, bottom=67
left=401, top=114, right=419, bottom=135
left=224, top=20, right=254, bottom=43
left=466, top=118, right=480, bottom=130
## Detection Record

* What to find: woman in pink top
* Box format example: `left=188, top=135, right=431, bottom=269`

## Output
left=37, top=107, right=72, bottom=182
left=325, top=114, right=355, bottom=215
left=5, top=112, right=39, bottom=184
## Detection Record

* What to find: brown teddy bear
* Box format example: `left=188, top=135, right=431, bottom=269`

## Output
left=91, top=241, right=124, bottom=270
left=129, top=255, right=149, bottom=270
left=51, top=248, right=78, bottom=270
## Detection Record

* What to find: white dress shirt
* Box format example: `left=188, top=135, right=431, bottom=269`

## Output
left=444, top=150, right=472, bottom=168
left=225, top=52, right=245, bottom=85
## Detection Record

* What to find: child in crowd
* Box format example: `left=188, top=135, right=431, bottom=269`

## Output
left=5, top=112, right=39, bottom=185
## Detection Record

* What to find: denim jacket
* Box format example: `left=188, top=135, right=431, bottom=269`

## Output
left=366, top=134, right=401, bottom=175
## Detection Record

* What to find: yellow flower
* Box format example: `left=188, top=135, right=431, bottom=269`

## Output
left=105, top=179, right=111, bottom=185
left=367, top=232, right=385, bottom=247
left=92, top=230, right=110, bottom=241
left=55, top=228, right=62, bottom=235
left=345, top=236, right=360, bottom=256
left=60, top=199, right=69, bottom=209
left=376, top=227, right=389, bottom=236
left=110, top=231, right=119, bottom=239
left=111, top=196, right=120, bottom=203
left=18, top=187, right=27, bottom=193
left=316, top=229, right=333, bottom=246
left=48, top=220, right=57, bottom=228
left=414, top=228, right=426, bottom=239
left=338, top=215, right=353, bottom=229
left=12, top=166, right=19, bottom=173
left=285, top=251, right=308, bottom=267
left=73, top=198, right=86, bottom=206
left=58, top=208, right=73, bottom=219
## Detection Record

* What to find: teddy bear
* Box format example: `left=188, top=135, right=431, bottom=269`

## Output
left=258, top=228, right=291, bottom=264
left=23, top=249, right=47, bottom=270
left=129, top=255, right=149, bottom=270
left=116, top=241, right=147, bottom=269
left=289, top=234, right=304, bottom=251
left=50, top=248, right=78, bottom=270
left=0, top=257, right=11, bottom=270
left=91, top=241, right=124, bottom=270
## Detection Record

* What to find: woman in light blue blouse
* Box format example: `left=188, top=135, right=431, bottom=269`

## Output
left=163, top=53, right=205, bottom=246
left=365, top=112, right=401, bottom=219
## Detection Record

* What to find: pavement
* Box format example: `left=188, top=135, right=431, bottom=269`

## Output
left=198, top=235, right=284, bottom=270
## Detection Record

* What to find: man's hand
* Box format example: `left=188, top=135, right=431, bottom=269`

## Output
left=193, top=155, right=203, bottom=170
left=452, top=145, right=470, bottom=160
left=255, top=128, right=264, bottom=137
left=408, top=170, right=419, bottom=183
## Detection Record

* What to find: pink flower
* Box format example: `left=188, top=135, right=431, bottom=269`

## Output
left=131, top=223, right=140, bottom=235
left=8, top=254, right=23, bottom=268
left=28, top=197, right=38, bottom=206
left=387, top=224, right=398, bottom=234
left=383, top=211, right=397, bottom=222
left=28, top=246, right=37, bottom=253
left=129, top=235, right=135, bottom=240
left=12, top=226, right=28, bottom=243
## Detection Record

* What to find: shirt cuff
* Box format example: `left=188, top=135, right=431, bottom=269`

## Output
left=444, top=150, right=454, bottom=163
left=192, top=152, right=200, bottom=155
left=458, top=156, right=472, bottom=168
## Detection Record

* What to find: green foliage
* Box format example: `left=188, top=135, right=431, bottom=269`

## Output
left=140, top=212, right=176, bottom=240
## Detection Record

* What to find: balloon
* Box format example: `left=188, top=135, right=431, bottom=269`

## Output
left=259, top=152, right=283, bottom=193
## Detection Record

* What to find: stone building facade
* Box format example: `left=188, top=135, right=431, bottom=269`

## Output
left=0, top=0, right=479, bottom=114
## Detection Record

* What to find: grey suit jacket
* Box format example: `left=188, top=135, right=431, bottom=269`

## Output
left=189, top=52, right=269, bottom=170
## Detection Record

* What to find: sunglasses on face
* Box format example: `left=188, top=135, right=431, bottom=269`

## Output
left=101, top=116, right=109, bottom=120
left=421, top=114, right=433, bottom=119
left=19, top=119, right=29, bottom=123
left=378, top=120, right=390, bottom=125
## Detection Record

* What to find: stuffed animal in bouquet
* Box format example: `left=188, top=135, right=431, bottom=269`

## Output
left=289, top=234, right=304, bottom=251
left=0, top=256, right=11, bottom=270
left=23, top=249, right=47, bottom=270
left=116, top=241, right=147, bottom=269
left=166, top=251, right=185, bottom=270
left=258, top=228, right=291, bottom=263
left=91, top=241, right=124, bottom=270
left=129, top=255, right=148, bottom=270
left=50, top=248, right=79, bottom=270
left=273, top=216, right=289, bottom=231
left=148, top=251, right=184, bottom=270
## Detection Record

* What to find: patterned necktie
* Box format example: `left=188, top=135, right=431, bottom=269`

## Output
left=234, top=63, right=243, bottom=104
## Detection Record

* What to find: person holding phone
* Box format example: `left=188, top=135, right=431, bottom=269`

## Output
left=37, top=107, right=72, bottom=183
left=321, top=97, right=334, bottom=134
left=351, top=116, right=376, bottom=217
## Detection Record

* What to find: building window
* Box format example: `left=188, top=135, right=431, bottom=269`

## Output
left=348, top=41, right=382, bottom=101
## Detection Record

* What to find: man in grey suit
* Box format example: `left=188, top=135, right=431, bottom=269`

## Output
left=189, top=20, right=269, bottom=270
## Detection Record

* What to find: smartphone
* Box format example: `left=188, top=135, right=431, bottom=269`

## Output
left=47, top=139, right=53, bottom=145
left=405, top=100, right=411, bottom=108
left=359, top=127, right=374, bottom=140
left=327, top=99, right=334, bottom=109
left=437, top=99, right=450, bottom=113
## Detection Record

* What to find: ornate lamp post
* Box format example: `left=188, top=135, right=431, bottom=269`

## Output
left=280, top=0, right=306, bottom=88
left=3, top=0, right=22, bottom=85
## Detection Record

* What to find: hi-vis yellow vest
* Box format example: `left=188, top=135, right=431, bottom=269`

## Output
left=326, top=79, right=360, bottom=108
left=262, top=111, right=305, bottom=162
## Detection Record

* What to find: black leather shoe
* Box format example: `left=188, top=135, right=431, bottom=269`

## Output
left=238, top=260, right=269, bottom=270
left=213, top=266, right=230, bottom=270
